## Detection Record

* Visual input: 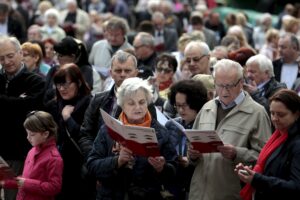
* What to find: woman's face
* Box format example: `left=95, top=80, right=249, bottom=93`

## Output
left=45, top=42, right=55, bottom=59
left=22, top=50, right=39, bottom=70
left=123, top=89, right=148, bottom=124
left=270, top=101, right=299, bottom=132
left=155, top=60, right=174, bottom=83
left=56, top=76, right=78, bottom=100
left=47, top=15, right=57, bottom=27
left=175, top=92, right=198, bottom=125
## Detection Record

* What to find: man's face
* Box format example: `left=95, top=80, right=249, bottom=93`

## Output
left=278, top=37, right=296, bottom=62
left=0, top=41, right=23, bottom=75
left=152, top=18, right=164, bottom=31
left=133, top=37, right=151, bottom=60
left=215, top=68, right=243, bottom=106
left=246, top=62, right=269, bottom=85
left=106, top=28, right=124, bottom=47
left=110, top=58, right=138, bottom=87
left=184, top=46, right=210, bottom=76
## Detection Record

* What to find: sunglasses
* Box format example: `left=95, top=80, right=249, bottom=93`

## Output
left=156, top=67, right=173, bottom=73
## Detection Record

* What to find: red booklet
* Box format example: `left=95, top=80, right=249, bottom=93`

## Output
left=101, top=109, right=160, bottom=157
left=0, top=156, right=15, bottom=180
left=170, top=119, right=223, bottom=153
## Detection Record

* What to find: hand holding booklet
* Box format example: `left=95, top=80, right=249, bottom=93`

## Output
left=170, top=119, right=223, bottom=153
left=0, top=156, right=15, bottom=180
left=100, top=109, right=160, bottom=157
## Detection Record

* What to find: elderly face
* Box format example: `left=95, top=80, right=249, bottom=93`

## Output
left=270, top=101, right=299, bottom=132
left=184, top=46, right=210, bottom=76
left=0, top=41, right=23, bottom=76
left=246, top=62, right=269, bottom=85
left=215, top=68, right=243, bottom=106
left=22, top=50, right=39, bottom=70
left=122, top=89, right=148, bottom=124
left=133, top=36, right=151, bottom=60
left=278, top=36, right=297, bottom=62
left=106, top=28, right=124, bottom=47
left=110, top=57, right=138, bottom=87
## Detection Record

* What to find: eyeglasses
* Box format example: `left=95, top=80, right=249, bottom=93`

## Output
left=55, top=81, right=73, bottom=90
left=185, top=55, right=207, bottom=64
left=215, top=78, right=241, bottom=91
left=174, top=103, right=189, bottom=110
left=134, top=44, right=146, bottom=49
left=156, top=67, right=173, bottom=73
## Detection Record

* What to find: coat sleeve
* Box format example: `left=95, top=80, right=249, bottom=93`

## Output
left=21, top=155, right=63, bottom=196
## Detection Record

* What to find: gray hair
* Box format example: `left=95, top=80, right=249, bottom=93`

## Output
left=111, top=50, right=137, bottom=69
left=281, top=33, right=300, bottom=51
left=106, top=16, right=129, bottom=34
left=213, top=59, right=243, bottom=80
left=185, top=40, right=210, bottom=55
left=44, top=8, right=60, bottom=21
left=116, top=77, right=153, bottom=107
left=246, top=54, right=274, bottom=77
left=0, top=35, right=21, bottom=51
left=136, top=32, right=155, bottom=47
left=152, top=11, right=165, bottom=21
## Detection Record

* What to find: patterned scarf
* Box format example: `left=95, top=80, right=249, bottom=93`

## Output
left=240, top=129, right=288, bottom=200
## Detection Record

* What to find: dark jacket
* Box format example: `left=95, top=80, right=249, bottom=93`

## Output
left=46, top=94, right=94, bottom=200
left=137, top=52, right=157, bottom=80
left=272, top=58, right=300, bottom=82
left=250, top=77, right=286, bottom=114
left=8, top=15, right=26, bottom=43
left=79, top=85, right=157, bottom=159
left=0, top=66, right=45, bottom=160
left=252, top=119, right=300, bottom=200
left=87, top=119, right=177, bottom=200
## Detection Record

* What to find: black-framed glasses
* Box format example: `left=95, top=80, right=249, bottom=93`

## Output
left=185, top=55, right=207, bottom=64
left=55, top=81, right=73, bottom=90
left=174, top=103, right=189, bottom=110
left=215, top=78, right=241, bottom=91
left=156, top=67, right=173, bottom=73
left=133, top=44, right=146, bottom=49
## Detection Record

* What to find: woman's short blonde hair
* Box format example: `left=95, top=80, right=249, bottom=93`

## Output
left=116, top=77, right=153, bottom=107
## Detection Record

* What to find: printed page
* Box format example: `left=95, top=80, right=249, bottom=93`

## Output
left=0, top=156, right=15, bottom=180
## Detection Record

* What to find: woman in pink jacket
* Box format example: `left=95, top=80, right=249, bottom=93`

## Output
left=1, top=111, right=63, bottom=200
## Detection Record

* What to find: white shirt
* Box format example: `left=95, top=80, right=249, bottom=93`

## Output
left=281, top=63, right=298, bottom=89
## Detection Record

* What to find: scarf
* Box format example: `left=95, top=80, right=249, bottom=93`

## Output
left=159, top=79, right=173, bottom=91
left=119, top=111, right=152, bottom=128
left=240, top=129, right=288, bottom=200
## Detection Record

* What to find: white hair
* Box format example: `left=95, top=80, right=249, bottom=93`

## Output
left=116, top=77, right=153, bottom=107
left=44, top=8, right=59, bottom=21
left=246, top=54, right=274, bottom=77
left=213, top=59, right=243, bottom=80
left=184, top=40, right=210, bottom=55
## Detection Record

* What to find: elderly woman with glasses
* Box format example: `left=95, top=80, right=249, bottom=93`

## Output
left=45, top=63, right=95, bottom=200
left=87, top=77, right=177, bottom=200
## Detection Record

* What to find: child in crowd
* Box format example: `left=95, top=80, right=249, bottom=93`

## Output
left=1, top=111, right=63, bottom=200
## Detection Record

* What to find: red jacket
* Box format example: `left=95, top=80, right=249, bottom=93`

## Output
left=4, top=138, right=63, bottom=200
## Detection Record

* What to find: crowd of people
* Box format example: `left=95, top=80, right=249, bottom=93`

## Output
left=0, top=0, right=300, bottom=200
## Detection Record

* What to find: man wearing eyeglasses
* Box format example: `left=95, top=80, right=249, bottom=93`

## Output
left=188, top=59, right=271, bottom=200
left=0, top=36, right=45, bottom=200
left=184, top=41, right=211, bottom=77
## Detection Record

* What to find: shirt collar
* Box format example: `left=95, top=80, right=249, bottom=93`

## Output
left=215, top=91, right=245, bottom=109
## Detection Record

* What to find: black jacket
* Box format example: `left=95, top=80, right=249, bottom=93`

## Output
left=87, top=119, right=177, bottom=200
left=272, top=58, right=300, bottom=82
left=252, top=119, right=300, bottom=200
left=0, top=67, right=45, bottom=160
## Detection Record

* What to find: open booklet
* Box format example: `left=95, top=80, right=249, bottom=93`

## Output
left=100, top=109, right=160, bottom=157
left=0, top=156, right=15, bottom=180
left=170, top=119, right=223, bottom=153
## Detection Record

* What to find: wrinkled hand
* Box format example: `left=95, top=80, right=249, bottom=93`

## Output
left=148, top=156, right=165, bottom=172
left=187, top=145, right=202, bottom=160
left=217, top=144, right=237, bottom=160
left=16, top=177, right=25, bottom=188
left=234, top=163, right=254, bottom=184
left=62, top=105, right=74, bottom=121
left=117, top=146, right=133, bottom=168
left=243, top=80, right=257, bottom=94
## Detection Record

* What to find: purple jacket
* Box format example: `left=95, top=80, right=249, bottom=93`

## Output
left=4, top=138, right=63, bottom=200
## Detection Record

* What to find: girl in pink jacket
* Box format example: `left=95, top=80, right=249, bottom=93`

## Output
left=1, top=111, right=63, bottom=200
